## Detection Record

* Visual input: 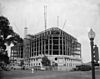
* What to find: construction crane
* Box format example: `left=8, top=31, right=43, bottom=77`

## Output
left=62, top=19, right=67, bottom=30
left=44, top=5, right=47, bottom=33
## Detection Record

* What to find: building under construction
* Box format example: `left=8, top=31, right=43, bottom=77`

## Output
left=10, top=43, right=23, bottom=66
left=11, top=27, right=82, bottom=70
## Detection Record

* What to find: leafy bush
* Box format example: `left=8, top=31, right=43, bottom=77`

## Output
left=41, top=56, right=51, bottom=66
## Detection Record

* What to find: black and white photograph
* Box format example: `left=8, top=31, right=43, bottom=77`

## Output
left=0, top=0, right=100, bottom=79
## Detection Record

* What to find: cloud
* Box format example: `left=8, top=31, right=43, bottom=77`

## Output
left=87, top=0, right=100, bottom=4
left=0, top=0, right=24, bottom=3
left=0, top=3, right=2, bottom=15
left=0, top=3, right=4, bottom=15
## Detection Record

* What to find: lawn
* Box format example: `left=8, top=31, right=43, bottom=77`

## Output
left=0, top=70, right=100, bottom=79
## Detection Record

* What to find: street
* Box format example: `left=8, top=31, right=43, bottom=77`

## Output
left=1, top=69, right=100, bottom=79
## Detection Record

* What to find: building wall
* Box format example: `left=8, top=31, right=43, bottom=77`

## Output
left=27, top=27, right=81, bottom=57
left=11, top=27, right=82, bottom=70
left=29, top=55, right=81, bottom=71
left=10, top=43, right=23, bottom=66
left=23, top=27, right=82, bottom=70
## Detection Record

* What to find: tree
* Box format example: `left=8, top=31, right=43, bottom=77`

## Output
left=20, top=60, right=24, bottom=66
left=0, top=16, right=23, bottom=64
left=41, top=56, right=51, bottom=66
left=0, top=51, right=9, bottom=64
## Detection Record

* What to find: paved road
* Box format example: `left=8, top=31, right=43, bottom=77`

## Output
left=1, top=70, right=100, bottom=79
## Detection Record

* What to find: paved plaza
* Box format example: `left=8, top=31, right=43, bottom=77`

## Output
left=0, top=70, right=100, bottom=79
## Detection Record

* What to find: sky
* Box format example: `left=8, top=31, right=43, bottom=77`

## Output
left=0, top=0, right=100, bottom=63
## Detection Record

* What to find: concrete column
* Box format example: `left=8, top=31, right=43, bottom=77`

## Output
left=31, top=41, right=33, bottom=57
left=65, top=37, right=66, bottom=55
left=39, top=37, right=41, bottom=55
left=40, top=36, right=41, bottom=55
left=62, top=35, right=63, bottom=55
left=52, top=36, right=53, bottom=55
left=20, top=46, right=21, bottom=58
left=29, top=42, right=31, bottom=57
left=36, top=38, right=37, bottom=56
left=48, top=37, right=50, bottom=55
left=37, top=39, right=39, bottom=56
left=59, top=35, right=60, bottom=55
left=32, top=41, right=33, bottom=57
left=17, top=46, right=18, bottom=58
left=66, top=41, right=68, bottom=55
left=38, top=38, right=40, bottom=55
left=41, top=36, right=43, bottom=55
left=33, top=41, right=35, bottom=56
left=19, top=46, right=20, bottom=58
left=44, top=34, right=45, bottom=55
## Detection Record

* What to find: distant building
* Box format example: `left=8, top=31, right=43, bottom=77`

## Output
left=10, top=43, right=23, bottom=66
left=11, top=27, right=82, bottom=70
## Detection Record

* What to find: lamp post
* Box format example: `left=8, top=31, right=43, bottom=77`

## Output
left=88, top=28, right=95, bottom=79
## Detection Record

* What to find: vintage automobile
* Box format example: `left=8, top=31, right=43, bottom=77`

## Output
left=10, top=65, right=22, bottom=70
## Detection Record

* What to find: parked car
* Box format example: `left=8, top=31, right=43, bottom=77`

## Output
left=76, top=65, right=91, bottom=71
left=10, top=65, right=22, bottom=70
left=40, top=67, right=46, bottom=71
left=1, top=66, right=10, bottom=71
left=0, top=66, right=3, bottom=71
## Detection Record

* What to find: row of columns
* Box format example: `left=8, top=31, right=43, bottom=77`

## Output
left=11, top=44, right=23, bottom=58
left=28, top=35, right=78, bottom=57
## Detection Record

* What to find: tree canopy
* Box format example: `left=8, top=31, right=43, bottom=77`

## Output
left=0, top=16, right=23, bottom=64
left=41, top=56, right=51, bottom=66
left=0, top=16, right=23, bottom=50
